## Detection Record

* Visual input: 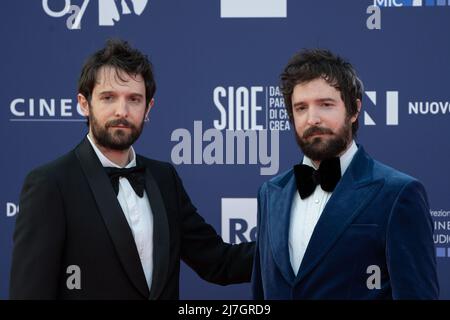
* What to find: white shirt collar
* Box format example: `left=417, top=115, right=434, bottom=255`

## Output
left=86, top=134, right=136, bottom=169
left=302, top=140, right=358, bottom=176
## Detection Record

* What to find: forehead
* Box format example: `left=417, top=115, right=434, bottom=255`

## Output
left=292, top=78, right=342, bottom=101
left=93, top=66, right=145, bottom=93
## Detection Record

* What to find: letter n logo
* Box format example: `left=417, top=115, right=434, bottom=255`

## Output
left=364, top=91, right=399, bottom=126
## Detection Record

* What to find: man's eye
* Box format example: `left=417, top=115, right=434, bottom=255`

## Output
left=102, top=96, right=113, bottom=101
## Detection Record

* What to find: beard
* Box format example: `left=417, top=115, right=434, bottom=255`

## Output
left=89, top=108, right=145, bottom=151
left=295, top=119, right=352, bottom=161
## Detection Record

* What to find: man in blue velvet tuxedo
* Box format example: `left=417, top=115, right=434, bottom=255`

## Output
left=252, top=49, right=439, bottom=299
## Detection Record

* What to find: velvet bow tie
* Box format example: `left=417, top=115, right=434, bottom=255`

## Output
left=293, top=157, right=341, bottom=199
left=104, top=165, right=146, bottom=198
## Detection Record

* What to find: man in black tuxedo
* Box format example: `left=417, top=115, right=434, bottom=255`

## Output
left=9, top=39, right=254, bottom=299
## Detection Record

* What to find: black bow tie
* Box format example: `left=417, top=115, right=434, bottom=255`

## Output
left=293, top=157, right=341, bottom=200
left=104, top=165, right=146, bottom=198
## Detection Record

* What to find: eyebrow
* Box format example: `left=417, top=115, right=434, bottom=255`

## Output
left=128, top=93, right=145, bottom=98
left=293, top=98, right=337, bottom=107
left=97, top=91, right=144, bottom=98
left=98, top=91, right=115, bottom=95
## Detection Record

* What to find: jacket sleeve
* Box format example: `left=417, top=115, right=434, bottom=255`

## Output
left=9, top=169, right=66, bottom=299
left=386, top=180, right=439, bottom=299
left=170, top=165, right=255, bottom=285
left=251, top=185, right=264, bottom=299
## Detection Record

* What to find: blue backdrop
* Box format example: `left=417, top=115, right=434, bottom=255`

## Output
left=1, top=0, right=449, bottom=299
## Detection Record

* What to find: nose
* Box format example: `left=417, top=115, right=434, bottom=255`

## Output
left=306, top=108, right=321, bottom=126
left=114, top=98, right=128, bottom=118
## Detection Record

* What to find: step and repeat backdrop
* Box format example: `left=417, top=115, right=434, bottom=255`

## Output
left=1, top=0, right=449, bottom=299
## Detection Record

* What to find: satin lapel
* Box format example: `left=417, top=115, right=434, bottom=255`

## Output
left=140, top=158, right=170, bottom=300
left=294, top=147, right=384, bottom=284
left=267, top=172, right=297, bottom=285
left=75, top=138, right=150, bottom=298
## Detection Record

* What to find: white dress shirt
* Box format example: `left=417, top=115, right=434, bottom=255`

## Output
left=87, top=135, right=154, bottom=290
left=289, top=140, right=358, bottom=275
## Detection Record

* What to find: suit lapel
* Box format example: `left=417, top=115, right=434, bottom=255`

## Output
left=75, top=138, right=150, bottom=298
left=294, top=146, right=384, bottom=284
left=267, top=174, right=297, bottom=285
left=138, top=156, right=170, bottom=300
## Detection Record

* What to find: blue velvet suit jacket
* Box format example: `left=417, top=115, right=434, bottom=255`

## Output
left=252, top=146, right=439, bottom=299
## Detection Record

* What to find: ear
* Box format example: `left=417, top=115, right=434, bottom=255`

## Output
left=145, top=98, right=154, bottom=120
left=78, top=93, right=90, bottom=117
left=351, top=99, right=362, bottom=123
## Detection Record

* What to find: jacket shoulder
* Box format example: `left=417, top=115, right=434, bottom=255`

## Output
left=136, top=155, right=178, bottom=183
left=25, top=150, right=78, bottom=181
left=259, top=168, right=294, bottom=192
left=137, top=155, right=174, bottom=172
left=372, top=159, right=419, bottom=187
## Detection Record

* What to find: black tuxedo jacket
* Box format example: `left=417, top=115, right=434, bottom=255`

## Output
left=10, top=138, right=254, bottom=299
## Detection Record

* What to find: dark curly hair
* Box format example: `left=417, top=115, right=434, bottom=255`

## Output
left=78, top=39, right=156, bottom=126
left=280, top=49, right=363, bottom=136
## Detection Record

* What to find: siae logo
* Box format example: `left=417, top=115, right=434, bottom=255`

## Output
left=364, top=91, right=399, bottom=126
left=221, top=198, right=257, bottom=244
left=220, top=0, right=287, bottom=18
left=42, top=0, right=149, bottom=30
